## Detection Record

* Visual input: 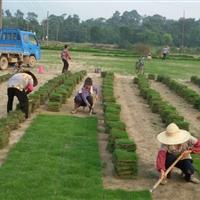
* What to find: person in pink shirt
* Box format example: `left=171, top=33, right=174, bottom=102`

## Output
left=71, top=77, right=99, bottom=114
left=61, top=45, right=71, bottom=73
left=156, top=123, right=200, bottom=184
left=7, top=70, right=38, bottom=118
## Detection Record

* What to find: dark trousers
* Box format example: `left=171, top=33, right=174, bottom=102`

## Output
left=74, top=94, right=93, bottom=107
left=166, top=152, right=194, bottom=181
left=7, top=88, right=29, bottom=118
left=62, top=59, right=69, bottom=73
left=163, top=53, right=167, bottom=59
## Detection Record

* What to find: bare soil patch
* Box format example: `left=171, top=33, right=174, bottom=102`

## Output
left=151, top=81, right=200, bottom=137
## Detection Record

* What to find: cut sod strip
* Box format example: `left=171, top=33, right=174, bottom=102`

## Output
left=0, top=115, right=151, bottom=200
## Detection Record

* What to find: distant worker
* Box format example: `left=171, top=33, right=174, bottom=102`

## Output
left=7, top=70, right=38, bottom=118
left=162, top=46, right=170, bottom=59
left=71, top=77, right=99, bottom=115
left=61, top=44, right=72, bottom=73
left=135, top=56, right=145, bottom=74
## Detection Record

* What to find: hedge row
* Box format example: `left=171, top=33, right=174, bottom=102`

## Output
left=0, top=73, right=12, bottom=83
left=47, top=71, right=86, bottom=111
left=102, top=72, right=138, bottom=179
left=157, top=75, right=200, bottom=110
left=134, top=75, right=189, bottom=130
left=191, top=75, right=200, bottom=87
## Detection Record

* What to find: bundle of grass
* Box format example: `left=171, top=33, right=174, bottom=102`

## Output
left=105, top=120, right=126, bottom=134
left=113, top=149, right=138, bottom=179
left=56, top=88, right=68, bottom=103
left=29, top=93, right=40, bottom=112
left=107, top=129, right=129, bottom=152
left=104, top=107, right=121, bottom=116
left=0, top=127, right=9, bottom=148
left=103, top=102, right=121, bottom=112
left=133, top=77, right=139, bottom=84
left=49, top=93, right=63, bottom=103
left=148, top=74, right=156, bottom=80
left=104, top=112, right=120, bottom=122
left=101, top=71, right=107, bottom=78
left=4, top=116, right=20, bottom=130
left=0, top=73, right=12, bottom=83
left=9, top=110, right=25, bottom=123
left=47, top=101, right=61, bottom=112
left=115, top=139, right=136, bottom=152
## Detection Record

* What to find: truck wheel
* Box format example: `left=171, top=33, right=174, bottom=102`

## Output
left=0, top=56, right=9, bottom=70
left=29, top=56, right=36, bottom=67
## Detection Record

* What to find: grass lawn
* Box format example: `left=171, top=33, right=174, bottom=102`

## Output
left=40, top=49, right=200, bottom=79
left=0, top=115, right=151, bottom=200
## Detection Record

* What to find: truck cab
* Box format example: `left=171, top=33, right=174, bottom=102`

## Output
left=0, top=28, right=41, bottom=69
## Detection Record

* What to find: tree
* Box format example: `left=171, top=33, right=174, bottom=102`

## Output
left=163, top=33, right=173, bottom=45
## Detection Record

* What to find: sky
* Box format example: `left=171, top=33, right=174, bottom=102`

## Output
left=3, top=0, right=200, bottom=22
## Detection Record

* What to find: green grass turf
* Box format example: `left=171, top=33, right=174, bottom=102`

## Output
left=40, top=49, right=200, bottom=79
left=0, top=115, right=151, bottom=200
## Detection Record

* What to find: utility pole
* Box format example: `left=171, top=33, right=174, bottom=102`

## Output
left=181, top=10, right=185, bottom=49
left=46, top=11, right=49, bottom=46
left=0, top=0, right=2, bottom=29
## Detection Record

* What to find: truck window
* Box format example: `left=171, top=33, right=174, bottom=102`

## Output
left=1, top=33, right=18, bottom=40
left=29, top=35, right=38, bottom=45
left=23, top=34, right=29, bottom=43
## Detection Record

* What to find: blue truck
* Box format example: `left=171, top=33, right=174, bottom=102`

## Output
left=0, top=28, right=41, bottom=69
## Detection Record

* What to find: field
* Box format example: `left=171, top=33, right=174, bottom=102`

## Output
left=0, top=48, right=200, bottom=199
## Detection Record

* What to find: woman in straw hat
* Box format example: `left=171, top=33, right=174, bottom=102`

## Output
left=7, top=70, right=38, bottom=118
left=156, top=123, right=200, bottom=184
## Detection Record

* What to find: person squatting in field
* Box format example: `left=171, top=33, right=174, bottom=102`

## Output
left=156, top=123, right=200, bottom=185
left=71, top=77, right=99, bottom=114
left=61, top=44, right=72, bottom=73
left=7, top=70, right=38, bottom=118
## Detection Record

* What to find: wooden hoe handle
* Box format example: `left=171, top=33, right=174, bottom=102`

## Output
left=150, top=153, right=184, bottom=193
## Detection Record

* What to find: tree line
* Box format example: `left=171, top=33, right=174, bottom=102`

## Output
left=2, top=9, right=200, bottom=48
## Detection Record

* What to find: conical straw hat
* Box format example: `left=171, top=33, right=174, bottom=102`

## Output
left=157, top=123, right=191, bottom=145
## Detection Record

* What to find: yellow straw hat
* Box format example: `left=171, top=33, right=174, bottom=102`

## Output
left=157, top=123, right=191, bottom=145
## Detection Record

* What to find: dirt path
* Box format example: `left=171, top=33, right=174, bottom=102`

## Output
left=180, top=79, right=200, bottom=95
left=151, top=81, right=200, bottom=137
left=111, top=75, right=200, bottom=200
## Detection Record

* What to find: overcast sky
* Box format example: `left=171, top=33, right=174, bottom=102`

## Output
left=3, top=0, right=200, bottom=22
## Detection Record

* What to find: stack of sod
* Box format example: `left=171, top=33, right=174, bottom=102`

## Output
left=157, top=74, right=200, bottom=110
left=191, top=76, right=200, bottom=87
left=47, top=71, right=86, bottom=112
left=115, top=138, right=136, bottom=152
left=136, top=75, right=190, bottom=130
left=0, top=110, right=25, bottom=149
left=113, top=149, right=138, bottom=178
left=0, top=73, right=12, bottom=83
left=107, top=129, right=128, bottom=152
left=148, top=73, right=156, bottom=80
left=102, top=72, right=138, bottom=179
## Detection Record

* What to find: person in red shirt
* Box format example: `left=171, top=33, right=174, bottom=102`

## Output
left=156, top=123, right=200, bottom=184
left=61, top=45, right=71, bottom=73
